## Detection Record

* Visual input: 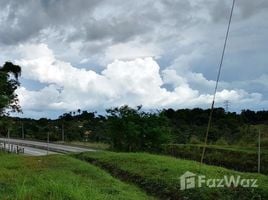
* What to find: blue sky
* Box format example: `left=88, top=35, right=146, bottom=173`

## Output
left=0, top=0, right=267, bottom=119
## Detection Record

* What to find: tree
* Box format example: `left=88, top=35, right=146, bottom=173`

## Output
left=0, top=62, right=22, bottom=115
left=106, top=105, right=172, bottom=152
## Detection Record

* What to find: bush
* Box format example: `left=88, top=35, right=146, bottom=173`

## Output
left=215, top=137, right=229, bottom=145
left=189, top=135, right=203, bottom=144
left=105, top=105, right=172, bottom=152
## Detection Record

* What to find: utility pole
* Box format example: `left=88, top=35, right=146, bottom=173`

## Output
left=47, top=132, right=50, bottom=155
left=62, top=123, right=64, bottom=143
left=7, top=128, right=10, bottom=152
left=258, top=129, right=261, bottom=173
left=21, top=122, right=24, bottom=139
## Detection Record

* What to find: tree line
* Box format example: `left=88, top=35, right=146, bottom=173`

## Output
left=1, top=106, right=267, bottom=151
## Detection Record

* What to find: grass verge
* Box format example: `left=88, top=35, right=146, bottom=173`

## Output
left=0, top=152, right=153, bottom=200
left=54, top=141, right=110, bottom=150
left=75, top=151, right=268, bottom=200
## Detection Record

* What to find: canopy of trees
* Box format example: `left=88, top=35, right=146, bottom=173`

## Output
left=3, top=105, right=268, bottom=151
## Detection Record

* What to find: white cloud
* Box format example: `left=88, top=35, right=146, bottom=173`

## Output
left=104, top=41, right=162, bottom=62
left=14, top=43, right=265, bottom=117
left=17, top=85, right=61, bottom=111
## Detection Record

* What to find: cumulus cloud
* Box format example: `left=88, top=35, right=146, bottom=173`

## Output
left=104, top=41, right=162, bottom=62
left=14, top=44, right=265, bottom=118
left=0, top=0, right=267, bottom=117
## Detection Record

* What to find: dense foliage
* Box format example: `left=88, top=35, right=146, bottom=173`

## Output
left=163, top=108, right=268, bottom=145
left=105, top=106, right=171, bottom=151
left=2, top=105, right=267, bottom=152
left=0, top=62, right=21, bottom=115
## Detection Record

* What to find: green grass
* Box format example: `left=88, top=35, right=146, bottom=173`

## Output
left=55, top=141, right=110, bottom=150
left=0, top=152, right=153, bottom=200
left=75, top=151, right=268, bottom=200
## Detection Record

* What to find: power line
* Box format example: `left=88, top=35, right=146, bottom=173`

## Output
left=201, top=0, right=236, bottom=164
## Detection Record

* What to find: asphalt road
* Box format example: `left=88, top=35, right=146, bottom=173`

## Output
left=0, top=138, right=95, bottom=156
left=23, top=146, right=58, bottom=156
left=0, top=143, right=57, bottom=156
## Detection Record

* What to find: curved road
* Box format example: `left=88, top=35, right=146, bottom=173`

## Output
left=0, top=138, right=95, bottom=156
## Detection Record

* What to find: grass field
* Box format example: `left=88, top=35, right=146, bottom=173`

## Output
left=0, top=153, right=153, bottom=200
left=76, top=151, right=268, bottom=200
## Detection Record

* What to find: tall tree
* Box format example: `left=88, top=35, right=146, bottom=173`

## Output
left=0, top=62, right=22, bottom=115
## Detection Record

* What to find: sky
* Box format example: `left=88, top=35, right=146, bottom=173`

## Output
left=0, top=0, right=267, bottom=119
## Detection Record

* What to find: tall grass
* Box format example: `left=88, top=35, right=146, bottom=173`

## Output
left=76, top=151, right=268, bottom=200
left=0, top=153, right=153, bottom=200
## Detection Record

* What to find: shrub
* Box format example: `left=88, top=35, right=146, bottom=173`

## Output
left=189, top=135, right=203, bottom=144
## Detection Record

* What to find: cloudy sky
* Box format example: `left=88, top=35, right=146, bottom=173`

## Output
left=0, top=0, right=267, bottom=118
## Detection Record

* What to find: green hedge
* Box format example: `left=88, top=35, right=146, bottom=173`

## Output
left=162, top=144, right=268, bottom=175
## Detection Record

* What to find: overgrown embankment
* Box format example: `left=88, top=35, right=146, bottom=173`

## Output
left=75, top=151, right=268, bottom=200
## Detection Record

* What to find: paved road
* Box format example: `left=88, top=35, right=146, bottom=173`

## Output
left=0, top=143, right=57, bottom=156
left=0, top=138, right=95, bottom=155
left=23, top=146, right=58, bottom=156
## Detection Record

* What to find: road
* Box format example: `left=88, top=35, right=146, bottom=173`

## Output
left=23, top=146, right=58, bottom=156
left=0, top=138, right=95, bottom=156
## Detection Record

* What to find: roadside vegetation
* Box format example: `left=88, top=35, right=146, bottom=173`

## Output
left=56, top=141, right=110, bottom=150
left=0, top=152, right=153, bottom=200
left=2, top=106, right=268, bottom=153
left=75, top=151, right=268, bottom=200
left=163, top=144, right=268, bottom=174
